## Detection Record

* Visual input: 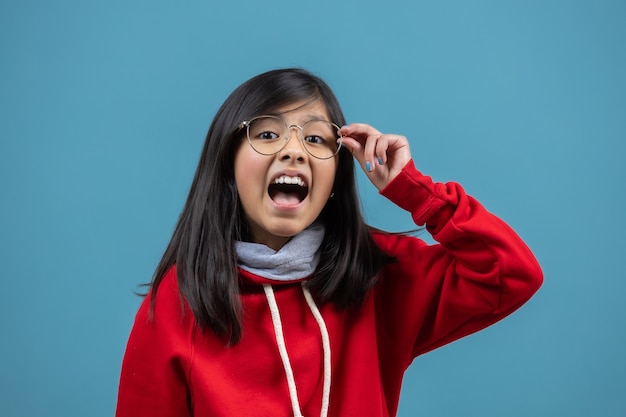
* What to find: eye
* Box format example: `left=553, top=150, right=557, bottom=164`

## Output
left=256, top=130, right=280, bottom=140
left=302, top=120, right=337, bottom=146
left=249, top=116, right=285, bottom=141
left=304, top=135, right=326, bottom=145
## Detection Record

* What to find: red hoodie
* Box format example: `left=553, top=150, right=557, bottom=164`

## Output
left=116, top=161, right=543, bottom=417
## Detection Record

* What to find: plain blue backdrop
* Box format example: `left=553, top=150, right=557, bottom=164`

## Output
left=1, top=0, right=624, bottom=416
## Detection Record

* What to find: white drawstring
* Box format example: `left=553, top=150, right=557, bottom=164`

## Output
left=263, top=284, right=304, bottom=417
left=301, top=282, right=331, bottom=417
left=263, top=283, right=331, bottom=417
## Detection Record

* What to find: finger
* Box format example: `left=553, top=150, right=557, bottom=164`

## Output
left=338, top=134, right=377, bottom=173
left=375, top=135, right=390, bottom=166
left=363, top=133, right=380, bottom=173
left=339, top=123, right=382, bottom=145
left=340, top=124, right=393, bottom=173
left=338, top=136, right=363, bottom=158
left=367, top=133, right=400, bottom=170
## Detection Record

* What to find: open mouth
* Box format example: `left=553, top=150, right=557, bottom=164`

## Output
left=268, top=175, right=309, bottom=205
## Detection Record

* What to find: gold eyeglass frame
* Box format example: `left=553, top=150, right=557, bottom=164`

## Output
left=239, top=115, right=344, bottom=160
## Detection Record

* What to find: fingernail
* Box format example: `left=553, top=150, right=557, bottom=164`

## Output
left=365, top=161, right=372, bottom=172
left=377, top=156, right=384, bottom=165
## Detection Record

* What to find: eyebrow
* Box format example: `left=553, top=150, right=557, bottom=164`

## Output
left=271, top=112, right=331, bottom=124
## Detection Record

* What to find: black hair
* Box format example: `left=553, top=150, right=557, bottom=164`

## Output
left=150, top=68, right=394, bottom=344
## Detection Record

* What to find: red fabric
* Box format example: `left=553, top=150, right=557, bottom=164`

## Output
left=116, top=160, right=542, bottom=417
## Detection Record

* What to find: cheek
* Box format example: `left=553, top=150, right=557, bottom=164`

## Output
left=234, top=148, right=268, bottom=200
left=313, top=162, right=338, bottom=195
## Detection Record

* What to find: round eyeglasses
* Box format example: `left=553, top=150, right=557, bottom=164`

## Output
left=239, top=115, right=343, bottom=160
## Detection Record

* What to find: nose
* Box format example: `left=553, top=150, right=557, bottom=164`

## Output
left=278, top=125, right=307, bottom=161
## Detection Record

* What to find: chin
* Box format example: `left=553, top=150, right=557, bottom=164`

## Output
left=269, top=224, right=307, bottom=238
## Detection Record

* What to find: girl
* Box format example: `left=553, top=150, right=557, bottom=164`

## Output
left=116, top=68, right=542, bottom=417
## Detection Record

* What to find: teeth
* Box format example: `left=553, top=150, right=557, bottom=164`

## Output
left=273, top=175, right=306, bottom=187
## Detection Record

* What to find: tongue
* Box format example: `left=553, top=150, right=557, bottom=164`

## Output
left=272, top=191, right=301, bottom=205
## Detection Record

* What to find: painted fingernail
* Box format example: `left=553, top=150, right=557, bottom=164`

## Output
left=377, top=156, right=384, bottom=165
left=365, top=161, right=372, bottom=172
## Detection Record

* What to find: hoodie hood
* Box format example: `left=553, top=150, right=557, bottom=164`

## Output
left=235, top=223, right=325, bottom=284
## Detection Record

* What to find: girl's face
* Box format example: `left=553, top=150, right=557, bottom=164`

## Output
left=234, top=100, right=338, bottom=250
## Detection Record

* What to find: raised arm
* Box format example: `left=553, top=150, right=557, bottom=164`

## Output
left=340, top=123, right=543, bottom=357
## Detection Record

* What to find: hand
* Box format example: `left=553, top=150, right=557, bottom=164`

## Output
left=338, top=123, right=412, bottom=191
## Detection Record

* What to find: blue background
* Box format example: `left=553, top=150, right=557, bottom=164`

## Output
left=1, top=0, right=624, bottom=416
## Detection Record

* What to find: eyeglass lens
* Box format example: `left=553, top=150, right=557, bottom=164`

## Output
left=247, top=116, right=340, bottom=159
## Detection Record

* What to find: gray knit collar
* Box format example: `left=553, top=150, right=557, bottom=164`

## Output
left=235, top=223, right=325, bottom=282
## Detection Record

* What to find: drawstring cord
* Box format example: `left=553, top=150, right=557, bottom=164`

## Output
left=263, top=284, right=303, bottom=417
left=263, top=283, right=331, bottom=417
left=301, top=282, right=331, bottom=417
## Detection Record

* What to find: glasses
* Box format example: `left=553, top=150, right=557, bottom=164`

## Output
left=239, top=115, right=343, bottom=160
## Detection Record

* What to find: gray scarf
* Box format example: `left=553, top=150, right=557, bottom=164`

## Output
left=235, top=223, right=325, bottom=281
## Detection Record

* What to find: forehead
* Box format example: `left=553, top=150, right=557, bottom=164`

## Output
left=271, top=100, right=332, bottom=123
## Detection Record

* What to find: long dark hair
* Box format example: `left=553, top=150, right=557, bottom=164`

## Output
left=150, top=68, right=394, bottom=344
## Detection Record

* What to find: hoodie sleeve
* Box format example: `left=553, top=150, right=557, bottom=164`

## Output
left=375, top=160, right=543, bottom=358
left=115, top=269, right=194, bottom=417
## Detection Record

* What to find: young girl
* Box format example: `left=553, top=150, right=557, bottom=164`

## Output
left=116, top=68, right=542, bottom=417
